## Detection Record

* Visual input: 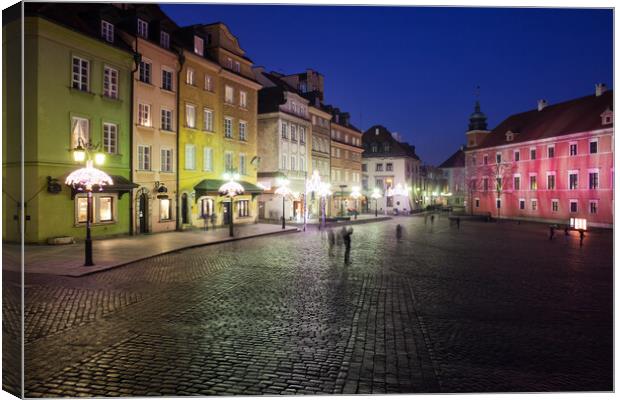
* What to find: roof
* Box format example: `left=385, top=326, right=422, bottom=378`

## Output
left=438, top=148, right=465, bottom=168
left=362, top=125, right=419, bottom=159
left=475, top=90, right=613, bottom=149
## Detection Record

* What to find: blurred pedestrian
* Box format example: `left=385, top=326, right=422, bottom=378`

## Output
left=343, top=227, right=353, bottom=263
left=549, top=225, right=555, bottom=240
left=396, top=224, right=403, bottom=239
left=327, top=229, right=335, bottom=255
left=579, top=229, right=585, bottom=247
left=456, top=217, right=461, bottom=230
left=430, top=214, right=435, bottom=224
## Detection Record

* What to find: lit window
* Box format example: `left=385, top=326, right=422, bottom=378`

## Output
left=529, top=175, right=537, bottom=190
left=237, top=200, right=250, bottom=217
left=138, top=145, right=151, bottom=170
left=200, top=198, right=214, bottom=218
left=186, top=68, right=195, bottom=85
left=103, top=66, right=118, bottom=99
left=225, top=85, right=234, bottom=104
left=161, top=148, right=173, bottom=172
left=101, top=20, right=114, bottom=42
left=194, top=35, right=204, bottom=56
left=102, top=123, right=118, bottom=154
left=547, top=173, right=555, bottom=190
left=205, top=75, right=214, bottom=91
left=137, top=19, right=148, bottom=39
left=185, top=104, right=196, bottom=128
left=160, top=31, right=170, bottom=49
left=72, top=56, right=89, bottom=91
left=71, top=116, right=89, bottom=148
left=160, top=199, right=171, bottom=220
left=77, top=197, right=88, bottom=223
left=138, top=103, right=151, bottom=127
left=99, top=196, right=113, bottom=222
left=239, top=91, right=247, bottom=108
left=234, top=61, right=241, bottom=73
left=203, top=109, right=213, bottom=132
left=185, top=144, right=196, bottom=170
left=224, top=117, right=233, bottom=138
left=203, top=147, right=213, bottom=171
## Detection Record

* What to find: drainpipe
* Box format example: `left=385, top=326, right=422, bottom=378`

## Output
left=176, top=50, right=185, bottom=231
left=129, top=38, right=141, bottom=236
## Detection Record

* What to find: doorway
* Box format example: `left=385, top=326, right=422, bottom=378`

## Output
left=222, top=201, right=231, bottom=225
left=181, top=193, right=189, bottom=224
left=138, top=193, right=148, bottom=233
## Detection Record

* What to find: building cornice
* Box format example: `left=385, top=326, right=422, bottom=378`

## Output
left=220, top=69, right=262, bottom=90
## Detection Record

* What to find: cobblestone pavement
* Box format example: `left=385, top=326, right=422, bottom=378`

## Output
left=8, top=216, right=612, bottom=395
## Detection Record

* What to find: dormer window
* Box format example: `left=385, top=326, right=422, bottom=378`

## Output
left=137, top=19, right=148, bottom=39
left=101, top=20, right=114, bottom=43
left=160, top=31, right=170, bottom=49
left=194, top=36, right=204, bottom=56
left=601, top=108, right=613, bottom=125
left=234, top=61, right=241, bottom=73
left=226, top=57, right=233, bottom=69
left=505, top=130, right=514, bottom=142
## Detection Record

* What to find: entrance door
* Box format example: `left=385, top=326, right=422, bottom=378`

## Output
left=258, top=201, right=265, bottom=220
left=138, top=193, right=148, bottom=233
left=222, top=201, right=231, bottom=225
left=181, top=193, right=189, bottom=224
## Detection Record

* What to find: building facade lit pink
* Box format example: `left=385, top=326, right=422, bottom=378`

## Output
left=464, top=85, right=614, bottom=228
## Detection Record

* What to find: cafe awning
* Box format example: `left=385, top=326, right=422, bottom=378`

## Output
left=194, top=179, right=264, bottom=198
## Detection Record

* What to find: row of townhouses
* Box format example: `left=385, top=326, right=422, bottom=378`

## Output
left=439, top=86, right=614, bottom=228
left=3, top=3, right=426, bottom=244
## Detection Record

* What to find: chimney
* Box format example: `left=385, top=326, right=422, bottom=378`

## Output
left=537, top=99, right=548, bottom=111
left=595, top=83, right=607, bottom=97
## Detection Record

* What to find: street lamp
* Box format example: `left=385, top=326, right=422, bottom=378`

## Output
left=371, top=188, right=382, bottom=217
left=350, top=186, right=361, bottom=219
left=219, top=172, right=244, bottom=237
left=275, top=178, right=292, bottom=229
left=65, top=156, right=113, bottom=266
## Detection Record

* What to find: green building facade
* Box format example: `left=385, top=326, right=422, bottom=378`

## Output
left=3, top=6, right=136, bottom=243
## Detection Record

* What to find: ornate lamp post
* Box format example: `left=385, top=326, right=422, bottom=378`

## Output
left=65, top=139, right=111, bottom=266
left=371, top=188, right=382, bottom=217
left=350, top=186, right=361, bottom=220
left=275, top=178, right=293, bottom=229
left=219, top=173, right=244, bottom=237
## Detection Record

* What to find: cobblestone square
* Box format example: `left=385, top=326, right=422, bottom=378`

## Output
left=7, top=216, right=613, bottom=395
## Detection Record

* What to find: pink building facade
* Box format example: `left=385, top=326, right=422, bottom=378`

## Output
left=464, top=86, right=613, bottom=228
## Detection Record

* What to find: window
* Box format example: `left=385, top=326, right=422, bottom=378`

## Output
left=569, top=172, right=578, bottom=190
left=101, top=20, right=114, bottom=42
left=224, top=152, right=233, bottom=172
left=300, top=127, right=306, bottom=144
left=529, top=175, right=537, bottom=190
left=186, top=68, right=195, bottom=85
left=547, top=173, right=556, bottom=190
left=71, top=116, right=89, bottom=148
left=76, top=198, right=89, bottom=223
left=371, top=144, right=378, bottom=152
left=281, top=122, right=288, bottom=139
left=238, top=200, right=250, bottom=217
left=291, top=125, right=297, bottom=141
left=200, top=198, right=214, bottom=218
left=513, top=176, right=521, bottom=190
left=194, top=35, right=204, bottom=56
left=102, top=123, right=118, bottom=154
left=225, top=85, right=234, bottom=104
left=102, top=66, right=119, bottom=99
left=590, top=140, right=598, bottom=154
left=162, top=69, right=173, bottom=91
left=291, top=155, right=296, bottom=171
left=139, top=60, right=151, bottom=84
left=226, top=57, right=233, bottom=69
left=496, top=153, right=501, bottom=164
left=138, top=145, right=151, bottom=170
left=514, top=150, right=520, bottom=162
left=589, top=171, right=599, bottom=189
left=519, top=199, right=525, bottom=210
left=362, top=164, right=368, bottom=172
left=483, top=155, right=488, bottom=165
left=203, top=109, right=213, bottom=131
left=376, top=164, right=383, bottom=172
left=530, top=148, right=536, bottom=160
left=300, top=156, right=305, bottom=172
left=203, top=147, right=213, bottom=171
left=185, top=144, right=196, bottom=170
left=205, top=75, right=214, bottom=92
left=475, top=198, right=480, bottom=208
left=239, top=154, right=247, bottom=175
left=570, top=200, right=578, bottom=213
left=161, top=108, right=172, bottom=131
left=547, top=145, right=555, bottom=158
left=161, top=148, right=173, bottom=172
left=160, top=31, right=170, bottom=49
left=569, top=143, right=577, bottom=156
left=159, top=199, right=171, bottom=220
left=239, top=121, right=247, bottom=141
left=531, top=199, right=537, bottom=211
left=496, top=177, right=502, bottom=191
left=138, top=103, right=151, bottom=126
left=483, top=177, right=489, bottom=191
left=185, top=104, right=196, bottom=128
left=234, top=61, right=241, bottom=73
left=72, top=56, right=89, bottom=91
left=99, top=196, right=113, bottom=222
left=239, top=91, right=247, bottom=108
left=589, top=200, right=598, bottom=214
left=281, top=154, right=287, bottom=170
left=224, top=117, right=233, bottom=138
left=386, top=163, right=393, bottom=172
left=496, top=199, right=501, bottom=209
left=552, top=199, right=559, bottom=212
left=137, top=19, right=148, bottom=38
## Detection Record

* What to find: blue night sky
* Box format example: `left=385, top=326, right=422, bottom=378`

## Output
left=161, top=4, right=613, bottom=165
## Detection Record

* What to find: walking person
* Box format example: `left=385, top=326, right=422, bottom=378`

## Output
left=579, top=229, right=585, bottom=247
left=343, top=227, right=353, bottom=263
left=430, top=214, right=435, bottom=224
left=396, top=224, right=403, bottom=240
left=549, top=225, right=555, bottom=240
left=456, top=217, right=461, bottom=230
left=327, top=229, right=335, bottom=256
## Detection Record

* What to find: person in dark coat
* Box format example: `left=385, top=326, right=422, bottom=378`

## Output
left=456, top=217, right=461, bottom=230
left=396, top=224, right=403, bottom=239
left=343, top=227, right=353, bottom=263
left=549, top=225, right=555, bottom=240
left=579, top=229, right=585, bottom=247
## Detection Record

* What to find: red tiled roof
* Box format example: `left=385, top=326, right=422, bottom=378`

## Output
left=476, top=90, right=613, bottom=149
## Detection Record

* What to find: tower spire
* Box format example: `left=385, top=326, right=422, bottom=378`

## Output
left=468, top=86, right=487, bottom=131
